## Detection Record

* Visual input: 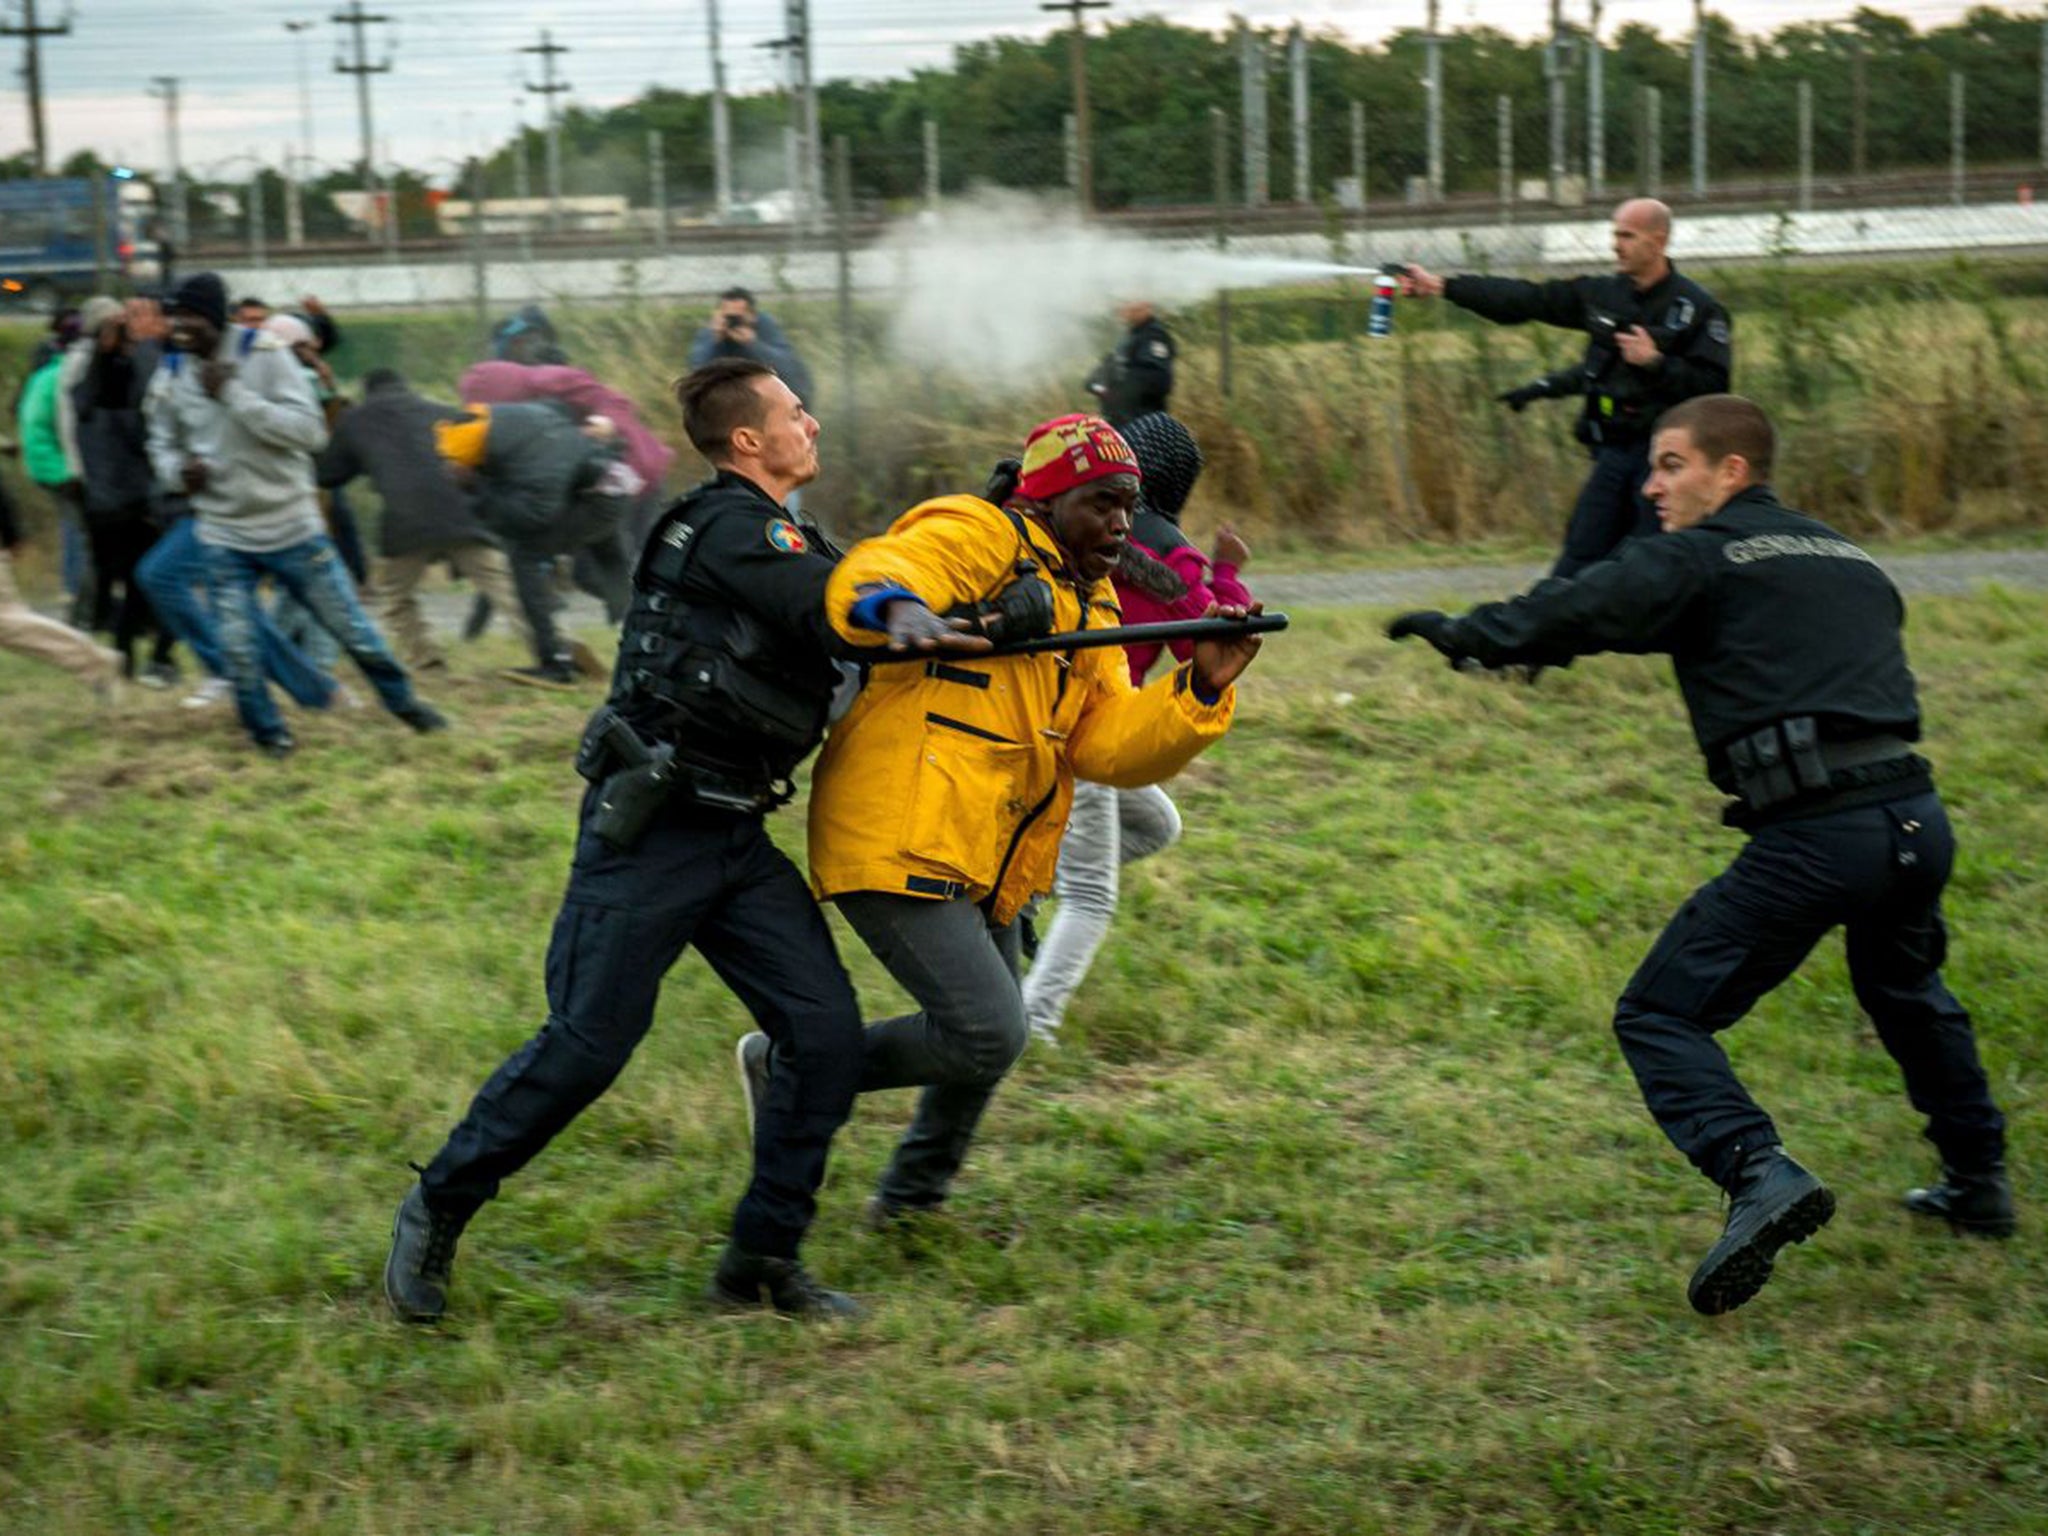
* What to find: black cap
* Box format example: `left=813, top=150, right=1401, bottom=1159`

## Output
left=165, top=272, right=228, bottom=332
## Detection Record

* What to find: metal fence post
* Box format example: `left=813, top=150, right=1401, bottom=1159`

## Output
left=1499, top=94, right=1513, bottom=225
left=1951, top=71, right=1966, bottom=207
left=1797, top=79, right=1812, bottom=213
left=1212, top=104, right=1232, bottom=401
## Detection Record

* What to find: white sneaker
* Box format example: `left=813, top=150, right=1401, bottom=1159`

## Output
left=181, top=676, right=233, bottom=710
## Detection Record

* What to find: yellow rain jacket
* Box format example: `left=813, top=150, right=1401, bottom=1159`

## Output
left=807, top=494, right=1236, bottom=925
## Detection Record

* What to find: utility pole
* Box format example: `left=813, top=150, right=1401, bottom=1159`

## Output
left=1238, top=19, right=1268, bottom=208
left=1041, top=0, right=1109, bottom=216
left=512, top=103, right=534, bottom=267
left=284, top=19, right=315, bottom=246
left=149, top=76, right=188, bottom=247
left=1288, top=23, right=1310, bottom=204
left=1690, top=0, right=1707, bottom=197
left=1586, top=0, right=1605, bottom=199
left=522, top=29, right=570, bottom=233
left=2, top=0, right=71, bottom=176
left=331, top=0, right=392, bottom=248
left=2038, top=15, right=2046, bottom=170
left=1547, top=0, right=1567, bottom=205
left=707, top=0, right=733, bottom=220
left=1425, top=0, right=1444, bottom=202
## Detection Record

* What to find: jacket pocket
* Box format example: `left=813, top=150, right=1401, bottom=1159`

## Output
left=900, top=713, right=1036, bottom=889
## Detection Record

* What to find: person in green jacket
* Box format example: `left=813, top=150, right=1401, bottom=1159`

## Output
left=13, top=351, right=95, bottom=624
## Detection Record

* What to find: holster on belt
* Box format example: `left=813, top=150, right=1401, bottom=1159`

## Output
left=1726, top=716, right=1909, bottom=812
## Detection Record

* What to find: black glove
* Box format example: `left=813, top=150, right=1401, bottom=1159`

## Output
left=1496, top=380, right=1549, bottom=413
left=1386, top=609, right=1465, bottom=661
left=983, top=457, right=1022, bottom=505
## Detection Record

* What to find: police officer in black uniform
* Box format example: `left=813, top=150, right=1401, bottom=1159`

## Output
left=385, top=358, right=880, bottom=1322
left=1388, top=394, right=2012, bottom=1316
left=1085, top=300, right=1176, bottom=426
left=1401, top=199, right=1731, bottom=577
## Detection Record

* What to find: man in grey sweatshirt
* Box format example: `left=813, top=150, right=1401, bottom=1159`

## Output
left=145, top=273, right=446, bottom=756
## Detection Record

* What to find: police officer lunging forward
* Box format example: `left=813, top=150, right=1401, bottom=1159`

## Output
left=385, top=358, right=909, bottom=1322
left=1402, top=199, right=1731, bottom=577
left=1389, top=395, right=2012, bottom=1315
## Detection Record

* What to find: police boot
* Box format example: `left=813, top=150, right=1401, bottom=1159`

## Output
left=1904, top=1161, right=2016, bottom=1238
left=384, top=1183, right=470, bottom=1325
left=1686, top=1146, right=1836, bottom=1316
left=708, top=1244, right=860, bottom=1320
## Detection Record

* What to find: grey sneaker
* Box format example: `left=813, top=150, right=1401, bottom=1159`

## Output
left=1687, top=1147, right=1835, bottom=1316
left=383, top=1183, right=469, bottom=1324
left=735, top=1031, right=770, bottom=1140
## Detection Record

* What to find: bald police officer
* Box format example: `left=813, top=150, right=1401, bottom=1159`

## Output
left=1402, top=199, right=1730, bottom=577
left=1389, top=395, right=2012, bottom=1316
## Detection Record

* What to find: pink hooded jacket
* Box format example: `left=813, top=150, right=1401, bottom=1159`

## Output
left=459, top=361, right=676, bottom=496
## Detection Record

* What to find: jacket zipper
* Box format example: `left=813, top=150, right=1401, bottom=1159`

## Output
left=985, top=782, right=1058, bottom=917
left=926, top=711, right=1020, bottom=746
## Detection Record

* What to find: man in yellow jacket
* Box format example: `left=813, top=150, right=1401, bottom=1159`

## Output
left=801, top=412, right=1263, bottom=1224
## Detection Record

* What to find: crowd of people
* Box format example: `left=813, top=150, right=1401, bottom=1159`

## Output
left=4, top=205, right=2015, bottom=1328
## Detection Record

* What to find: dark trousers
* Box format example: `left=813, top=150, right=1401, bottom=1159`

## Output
left=420, top=796, right=865, bottom=1259
left=1613, top=790, right=2006, bottom=1189
left=81, top=507, right=170, bottom=670
left=1552, top=440, right=1659, bottom=579
left=838, top=893, right=1027, bottom=1210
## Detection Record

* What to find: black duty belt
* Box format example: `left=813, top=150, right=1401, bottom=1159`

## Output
left=1726, top=717, right=1913, bottom=812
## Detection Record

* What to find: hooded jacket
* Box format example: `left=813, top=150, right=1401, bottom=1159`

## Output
left=317, top=378, right=494, bottom=557
left=143, top=327, right=328, bottom=552
left=459, top=360, right=675, bottom=496
left=806, top=494, right=1235, bottom=925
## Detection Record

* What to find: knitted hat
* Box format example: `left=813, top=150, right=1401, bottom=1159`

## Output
left=1016, top=413, right=1142, bottom=503
left=1118, top=412, right=1204, bottom=524
left=78, top=296, right=124, bottom=337
left=164, top=272, right=228, bottom=331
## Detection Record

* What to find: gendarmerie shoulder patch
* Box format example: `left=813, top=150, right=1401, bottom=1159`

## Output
left=765, top=519, right=809, bottom=554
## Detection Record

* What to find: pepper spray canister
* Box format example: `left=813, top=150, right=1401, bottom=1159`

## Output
left=1368, top=269, right=1399, bottom=337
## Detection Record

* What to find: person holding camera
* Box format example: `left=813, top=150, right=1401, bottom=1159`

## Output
left=1388, top=395, right=2011, bottom=1316
left=687, top=288, right=817, bottom=413
left=1401, top=199, right=1731, bottom=578
left=384, top=358, right=944, bottom=1326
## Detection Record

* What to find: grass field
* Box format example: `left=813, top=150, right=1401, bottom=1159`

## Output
left=2, top=590, right=2044, bottom=1535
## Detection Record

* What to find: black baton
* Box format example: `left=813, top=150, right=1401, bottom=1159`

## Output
left=869, top=612, right=1289, bottom=663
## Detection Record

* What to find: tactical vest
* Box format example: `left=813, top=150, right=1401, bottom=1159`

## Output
left=613, top=496, right=838, bottom=787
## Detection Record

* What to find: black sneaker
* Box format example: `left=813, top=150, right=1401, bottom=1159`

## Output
left=1687, top=1147, right=1836, bottom=1316
left=735, top=1032, right=770, bottom=1141
left=708, top=1244, right=860, bottom=1319
left=256, top=732, right=297, bottom=760
left=1904, top=1163, right=2016, bottom=1238
left=384, top=1183, right=470, bottom=1324
left=502, top=660, right=581, bottom=691
left=396, top=701, right=450, bottom=734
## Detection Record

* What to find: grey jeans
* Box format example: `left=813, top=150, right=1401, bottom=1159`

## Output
left=837, top=891, right=1025, bottom=1210
left=1020, top=782, right=1183, bottom=1039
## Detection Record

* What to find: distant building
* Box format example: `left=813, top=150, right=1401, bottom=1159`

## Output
left=434, top=195, right=637, bottom=238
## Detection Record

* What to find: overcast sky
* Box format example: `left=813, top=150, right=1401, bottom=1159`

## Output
left=4, top=0, right=1988, bottom=180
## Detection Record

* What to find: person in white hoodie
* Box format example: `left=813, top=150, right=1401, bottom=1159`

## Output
left=144, top=272, right=447, bottom=757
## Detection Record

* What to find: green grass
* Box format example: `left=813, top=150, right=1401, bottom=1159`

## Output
left=3, top=592, right=2045, bottom=1534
